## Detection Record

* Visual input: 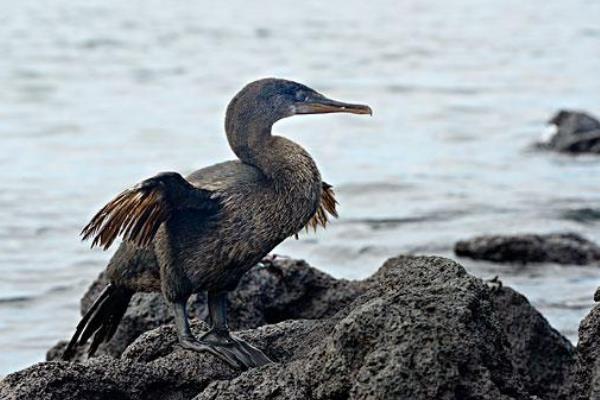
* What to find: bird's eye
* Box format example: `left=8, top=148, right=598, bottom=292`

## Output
left=295, top=91, right=308, bottom=102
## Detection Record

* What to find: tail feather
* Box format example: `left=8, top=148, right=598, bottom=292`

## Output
left=88, top=324, right=110, bottom=357
left=90, top=289, right=131, bottom=356
left=104, top=307, right=126, bottom=344
left=62, top=284, right=132, bottom=361
left=62, top=285, right=112, bottom=358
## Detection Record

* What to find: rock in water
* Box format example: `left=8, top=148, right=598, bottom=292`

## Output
left=455, top=232, right=600, bottom=265
left=0, top=255, right=575, bottom=400
left=538, top=109, right=600, bottom=154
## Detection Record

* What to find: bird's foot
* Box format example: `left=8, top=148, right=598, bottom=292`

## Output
left=179, top=330, right=272, bottom=370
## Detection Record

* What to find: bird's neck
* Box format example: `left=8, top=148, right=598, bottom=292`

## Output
left=226, top=120, right=320, bottom=189
left=226, top=117, right=273, bottom=172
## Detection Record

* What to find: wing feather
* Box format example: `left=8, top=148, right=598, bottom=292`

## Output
left=299, top=181, right=339, bottom=237
left=81, top=172, right=214, bottom=250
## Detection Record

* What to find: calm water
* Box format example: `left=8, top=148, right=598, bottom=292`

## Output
left=1, top=0, right=600, bottom=375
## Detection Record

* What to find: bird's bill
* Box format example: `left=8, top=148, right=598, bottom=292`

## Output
left=295, top=97, right=373, bottom=116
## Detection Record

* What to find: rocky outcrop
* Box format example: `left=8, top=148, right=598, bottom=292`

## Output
left=564, top=287, right=600, bottom=400
left=538, top=109, right=600, bottom=154
left=1, top=255, right=576, bottom=400
left=489, top=285, right=575, bottom=397
left=454, top=232, right=600, bottom=265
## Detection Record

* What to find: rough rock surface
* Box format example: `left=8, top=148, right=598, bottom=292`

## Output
left=454, top=232, right=600, bottom=265
left=489, top=284, right=575, bottom=398
left=1, top=255, right=576, bottom=400
left=47, top=257, right=364, bottom=361
left=563, top=287, right=600, bottom=400
left=538, top=109, right=600, bottom=154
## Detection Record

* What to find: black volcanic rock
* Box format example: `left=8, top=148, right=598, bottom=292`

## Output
left=455, top=232, right=600, bottom=265
left=2, top=255, right=576, bottom=400
left=538, top=109, right=600, bottom=154
left=564, top=289, right=600, bottom=400
left=489, top=284, right=575, bottom=398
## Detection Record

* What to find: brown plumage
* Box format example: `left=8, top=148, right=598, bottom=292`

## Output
left=63, top=78, right=371, bottom=369
left=82, top=189, right=167, bottom=249
left=84, top=179, right=338, bottom=249
left=296, top=182, right=338, bottom=238
left=309, top=182, right=338, bottom=229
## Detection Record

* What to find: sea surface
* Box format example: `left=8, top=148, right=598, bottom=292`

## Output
left=1, top=0, right=600, bottom=376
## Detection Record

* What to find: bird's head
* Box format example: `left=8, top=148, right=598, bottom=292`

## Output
left=226, top=78, right=372, bottom=133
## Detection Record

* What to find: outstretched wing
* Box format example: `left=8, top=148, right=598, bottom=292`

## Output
left=81, top=172, right=216, bottom=250
left=303, top=181, right=339, bottom=234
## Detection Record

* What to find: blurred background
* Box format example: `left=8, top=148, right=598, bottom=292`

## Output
left=1, top=0, right=599, bottom=375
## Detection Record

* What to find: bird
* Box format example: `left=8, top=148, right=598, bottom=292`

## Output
left=62, top=78, right=372, bottom=369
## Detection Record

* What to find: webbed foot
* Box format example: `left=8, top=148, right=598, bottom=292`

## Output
left=172, top=293, right=272, bottom=370
left=179, top=335, right=242, bottom=369
left=180, top=330, right=272, bottom=370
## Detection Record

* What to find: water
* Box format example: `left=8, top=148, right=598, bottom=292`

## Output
left=1, top=0, right=599, bottom=376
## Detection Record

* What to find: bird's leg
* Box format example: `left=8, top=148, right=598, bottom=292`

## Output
left=171, top=294, right=272, bottom=369
left=201, top=290, right=233, bottom=343
left=172, top=299, right=242, bottom=369
left=200, top=291, right=273, bottom=368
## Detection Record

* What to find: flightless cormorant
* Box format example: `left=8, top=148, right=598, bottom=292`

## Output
left=63, top=78, right=372, bottom=369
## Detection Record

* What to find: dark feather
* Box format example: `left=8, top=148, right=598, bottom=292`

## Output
left=62, top=284, right=133, bottom=360
left=88, top=323, right=109, bottom=357
left=62, top=285, right=112, bottom=360
left=300, top=181, right=339, bottom=237
left=82, top=172, right=215, bottom=250
left=82, top=180, right=169, bottom=249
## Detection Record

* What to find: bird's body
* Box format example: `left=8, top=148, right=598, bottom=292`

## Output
left=63, top=78, right=371, bottom=368
left=108, top=149, right=321, bottom=295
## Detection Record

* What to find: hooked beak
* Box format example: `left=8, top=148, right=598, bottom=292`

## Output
left=295, top=96, right=373, bottom=116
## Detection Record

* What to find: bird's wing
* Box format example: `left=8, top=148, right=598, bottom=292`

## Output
left=303, top=181, right=338, bottom=233
left=81, top=172, right=217, bottom=250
